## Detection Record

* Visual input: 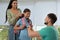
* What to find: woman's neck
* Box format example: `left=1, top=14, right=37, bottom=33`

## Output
left=11, top=8, right=17, bottom=10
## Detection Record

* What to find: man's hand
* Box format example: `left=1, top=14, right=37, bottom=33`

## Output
left=37, top=37, right=42, bottom=40
left=28, top=26, right=40, bottom=37
left=28, top=26, right=31, bottom=29
left=28, top=25, right=33, bottom=31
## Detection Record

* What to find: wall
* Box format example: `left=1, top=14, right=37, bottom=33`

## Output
left=0, top=0, right=60, bottom=26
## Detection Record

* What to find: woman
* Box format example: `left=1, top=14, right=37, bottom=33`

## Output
left=5, top=0, right=22, bottom=40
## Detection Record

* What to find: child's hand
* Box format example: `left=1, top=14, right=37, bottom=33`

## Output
left=14, top=29, right=17, bottom=34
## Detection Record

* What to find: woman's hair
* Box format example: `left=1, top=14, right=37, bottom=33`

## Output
left=5, top=0, right=17, bottom=23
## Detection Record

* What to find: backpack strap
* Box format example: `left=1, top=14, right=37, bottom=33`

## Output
left=21, top=18, right=26, bottom=26
left=21, top=18, right=33, bottom=28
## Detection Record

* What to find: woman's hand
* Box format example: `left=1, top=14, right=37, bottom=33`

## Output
left=16, top=13, right=23, bottom=19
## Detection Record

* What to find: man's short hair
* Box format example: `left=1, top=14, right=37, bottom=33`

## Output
left=47, top=13, right=57, bottom=24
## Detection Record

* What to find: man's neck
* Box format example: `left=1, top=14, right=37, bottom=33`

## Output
left=47, top=23, right=53, bottom=26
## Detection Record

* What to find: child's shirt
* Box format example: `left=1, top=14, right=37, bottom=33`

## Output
left=16, top=17, right=32, bottom=40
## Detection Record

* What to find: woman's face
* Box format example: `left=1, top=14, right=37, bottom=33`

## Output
left=11, top=1, right=17, bottom=9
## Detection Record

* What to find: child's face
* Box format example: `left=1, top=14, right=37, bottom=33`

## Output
left=24, top=12, right=30, bottom=19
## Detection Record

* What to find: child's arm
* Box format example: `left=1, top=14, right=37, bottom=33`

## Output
left=14, top=18, right=26, bottom=33
left=14, top=18, right=26, bottom=30
left=14, top=24, right=26, bottom=33
left=14, top=24, right=26, bottom=30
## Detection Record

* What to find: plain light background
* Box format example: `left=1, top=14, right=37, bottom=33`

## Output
left=0, top=0, right=60, bottom=27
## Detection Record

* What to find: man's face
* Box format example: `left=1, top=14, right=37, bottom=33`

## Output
left=44, top=16, right=51, bottom=25
left=24, top=12, right=30, bottom=18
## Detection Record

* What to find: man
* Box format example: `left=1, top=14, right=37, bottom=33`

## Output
left=14, top=8, right=33, bottom=40
left=28, top=13, right=58, bottom=40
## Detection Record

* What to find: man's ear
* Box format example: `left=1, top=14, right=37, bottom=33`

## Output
left=48, top=19, right=51, bottom=22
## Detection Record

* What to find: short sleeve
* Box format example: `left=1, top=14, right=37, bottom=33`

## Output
left=38, top=28, right=47, bottom=37
left=16, top=19, right=21, bottom=26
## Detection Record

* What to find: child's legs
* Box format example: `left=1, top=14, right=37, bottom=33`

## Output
left=15, top=30, right=20, bottom=40
left=15, top=33, right=20, bottom=40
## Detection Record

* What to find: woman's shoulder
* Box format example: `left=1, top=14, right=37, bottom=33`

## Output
left=7, top=9, right=11, bottom=12
left=17, top=8, right=21, bottom=10
left=17, top=8, right=22, bottom=13
left=7, top=9, right=12, bottom=15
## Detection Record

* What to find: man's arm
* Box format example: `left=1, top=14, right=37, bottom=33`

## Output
left=37, top=37, right=42, bottom=40
left=28, top=26, right=40, bottom=37
left=28, top=27, right=42, bottom=40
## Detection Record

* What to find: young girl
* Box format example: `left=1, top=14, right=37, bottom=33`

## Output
left=14, top=8, right=33, bottom=40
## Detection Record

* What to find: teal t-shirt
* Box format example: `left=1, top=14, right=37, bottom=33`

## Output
left=38, top=26, right=58, bottom=40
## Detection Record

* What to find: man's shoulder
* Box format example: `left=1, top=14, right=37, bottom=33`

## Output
left=40, top=27, right=51, bottom=31
left=42, top=26, right=56, bottom=32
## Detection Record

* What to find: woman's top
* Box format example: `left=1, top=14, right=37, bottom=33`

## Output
left=7, top=9, right=21, bottom=25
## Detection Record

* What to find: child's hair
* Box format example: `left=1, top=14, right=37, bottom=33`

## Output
left=23, top=8, right=31, bottom=13
left=17, top=14, right=24, bottom=21
left=20, top=14, right=24, bottom=18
